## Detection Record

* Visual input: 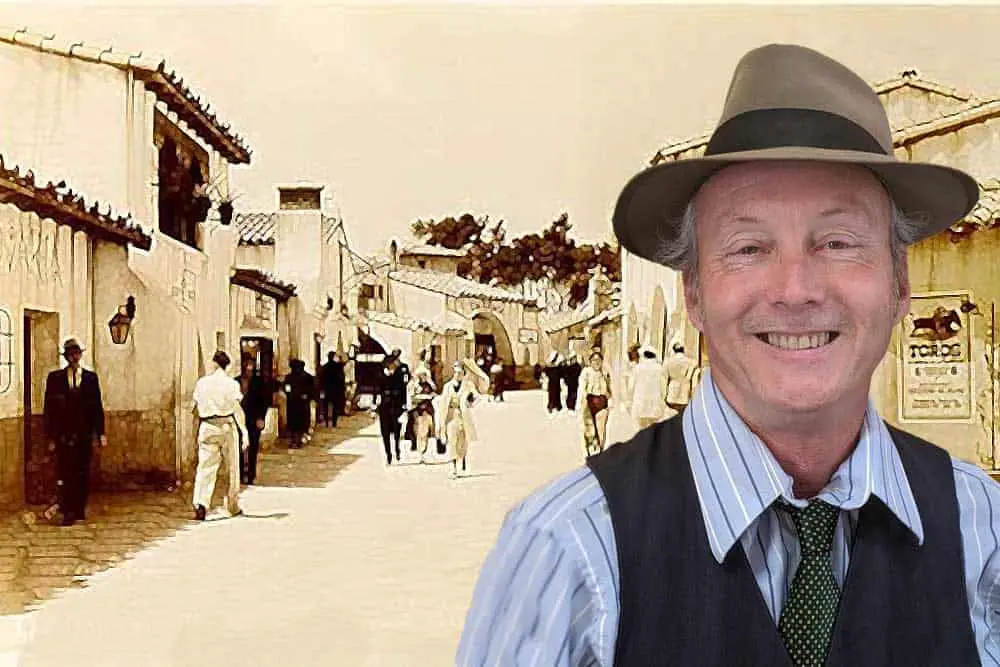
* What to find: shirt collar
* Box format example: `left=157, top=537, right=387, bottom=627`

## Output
left=682, top=369, right=924, bottom=564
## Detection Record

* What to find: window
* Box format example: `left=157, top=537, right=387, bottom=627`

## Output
left=0, top=308, right=11, bottom=394
left=156, top=113, right=210, bottom=249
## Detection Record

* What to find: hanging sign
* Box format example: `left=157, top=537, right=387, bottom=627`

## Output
left=898, top=292, right=974, bottom=422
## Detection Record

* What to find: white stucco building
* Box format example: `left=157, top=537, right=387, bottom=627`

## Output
left=0, top=26, right=252, bottom=507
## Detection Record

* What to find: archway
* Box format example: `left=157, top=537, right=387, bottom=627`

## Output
left=470, top=310, right=514, bottom=367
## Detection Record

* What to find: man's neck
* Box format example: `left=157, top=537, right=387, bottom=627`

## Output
left=716, top=380, right=868, bottom=499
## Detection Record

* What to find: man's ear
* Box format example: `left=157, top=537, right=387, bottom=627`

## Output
left=683, top=272, right=706, bottom=333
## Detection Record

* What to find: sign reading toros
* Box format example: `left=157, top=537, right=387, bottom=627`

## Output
left=898, top=292, right=973, bottom=422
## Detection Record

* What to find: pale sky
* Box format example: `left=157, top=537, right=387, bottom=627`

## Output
left=5, top=2, right=1000, bottom=255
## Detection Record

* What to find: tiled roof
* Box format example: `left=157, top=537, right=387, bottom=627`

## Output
left=955, top=179, right=1000, bottom=231
left=893, top=97, right=1000, bottom=148
left=234, top=212, right=343, bottom=246
left=234, top=212, right=276, bottom=245
left=230, top=267, right=297, bottom=301
left=0, top=155, right=151, bottom=249
left=0, top=27, right=250, bottom=164
left=389, top=268, right=536, bottom=304
left=541, top=306, right=592, bottom=333
left=872, top=70, right=972, bottom=102
left=364, top=310, right=466, bottom=336
left=650, top=71, right=1000, bottom=165
left=400, top=244, right=465, bottom=257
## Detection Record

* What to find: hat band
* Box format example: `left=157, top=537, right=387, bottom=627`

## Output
left=705, top=108, right=887, bottom=157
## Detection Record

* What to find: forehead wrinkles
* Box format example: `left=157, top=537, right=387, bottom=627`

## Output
left=693, top=165, right=891, bottom=233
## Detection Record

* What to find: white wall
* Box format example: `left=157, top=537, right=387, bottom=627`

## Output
left=0, top=44, right=131, bottom=217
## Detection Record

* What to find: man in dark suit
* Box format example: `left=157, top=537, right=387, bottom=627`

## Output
left=282, top=359, right=316, bottom=449
left=373, top=349, right=410, bottom=465
left=237, top=356, right=273, bottom=485
left=43, top=338, right=107, bottom=526
left=319, top=351, right=347, bottom=427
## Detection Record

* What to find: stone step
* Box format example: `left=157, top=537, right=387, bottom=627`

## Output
left=26, top=560, right=89, bottom=578
left=25, top=545, right=81, bottom=558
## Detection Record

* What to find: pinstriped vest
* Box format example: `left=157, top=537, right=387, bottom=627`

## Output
left=587, top=414, right=979, bottom=666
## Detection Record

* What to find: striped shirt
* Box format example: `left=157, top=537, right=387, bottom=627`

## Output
left=456, top=369, right=1000, bottom=666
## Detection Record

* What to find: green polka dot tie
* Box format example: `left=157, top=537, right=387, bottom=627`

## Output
left=777, top=499, right=842, bottom=667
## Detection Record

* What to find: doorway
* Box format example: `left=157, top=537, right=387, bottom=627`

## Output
left=23, top=310, right=60, bottom=505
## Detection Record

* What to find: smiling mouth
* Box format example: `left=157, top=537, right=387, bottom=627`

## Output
left=756, top=332, right=839, bottom=350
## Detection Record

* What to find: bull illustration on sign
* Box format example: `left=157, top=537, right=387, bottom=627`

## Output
left=909, top=305, right=962, bottom=341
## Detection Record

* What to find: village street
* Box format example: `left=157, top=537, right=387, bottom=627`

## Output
left=1, top=390, right=638, bottom=667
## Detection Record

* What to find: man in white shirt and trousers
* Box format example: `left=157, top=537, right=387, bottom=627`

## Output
left=191, top=350, right=249, bottom=521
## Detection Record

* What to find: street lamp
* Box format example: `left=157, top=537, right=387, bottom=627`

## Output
left=108, top=296, right=136, bottom=345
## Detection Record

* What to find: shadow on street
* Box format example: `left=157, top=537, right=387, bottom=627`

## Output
left=0, top=413, right=366, bottom=616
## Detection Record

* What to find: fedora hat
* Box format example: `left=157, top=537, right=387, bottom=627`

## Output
left=62, top=338, right=84, bottom=354
left=613, top=43, right=979, bottom=267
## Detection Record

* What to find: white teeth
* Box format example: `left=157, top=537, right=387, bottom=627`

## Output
left=765, top=332, right=832, bottom=350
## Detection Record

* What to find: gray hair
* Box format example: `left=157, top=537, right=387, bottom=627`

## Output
left=656, top=198, right=923, bottom=302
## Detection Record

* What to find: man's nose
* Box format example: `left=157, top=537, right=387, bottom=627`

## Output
left=764, top=249, right=825, bottom=307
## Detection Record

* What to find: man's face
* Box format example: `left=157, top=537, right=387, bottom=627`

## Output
left=65, top=349, right=82, bottom=367
left=683, top=161, right=909, bottom=419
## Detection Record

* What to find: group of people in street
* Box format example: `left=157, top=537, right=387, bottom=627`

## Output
left=188, top=350, right=350, bottom=521
left=535, top=343, right=699, bottom=461
left=622, top=341, right=700, bottom=429
left=537, top=351, right=583, bottom=414
left=372, top=349, right=480, bottom=479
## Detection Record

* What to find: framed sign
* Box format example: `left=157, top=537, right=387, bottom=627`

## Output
left=518, top=328, right=538, bottom=344
left=898, top=292, right=974, bottom=422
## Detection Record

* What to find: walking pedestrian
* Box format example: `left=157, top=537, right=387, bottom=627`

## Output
left=373, top=349, right=410, bottom=465
left=621, top=342, right=641, bottom=414
left=282, top=359, right=315, bottom=449
left=664, top=342, right=699, bottom=415
left=579, top=351, right=612, bottom=458
left=542, top=351, right=563, bottom=413
left=408, top=367, right=437, bottom=462
left=43, top=338, right=107, bottom=526
left=237, top=355, right=272, bottom=485
left=319, top=351, right=347, bottom=427
left=438, top=362, right=478, bottom=479
left=488, top=360, right=505, bottom=402
left=630, top=345, right=667, bottom=429
left=563, top=352, right=582, bottom=412
left=191, top=350, right=249, bottom=520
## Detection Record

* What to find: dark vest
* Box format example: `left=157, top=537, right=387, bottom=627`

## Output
left=587, top=414, right=980, bottom=666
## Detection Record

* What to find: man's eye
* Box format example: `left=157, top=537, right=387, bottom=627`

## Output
left=735, top=246, right=761, bottom=255
left=823, top=240, right=852, bottom=250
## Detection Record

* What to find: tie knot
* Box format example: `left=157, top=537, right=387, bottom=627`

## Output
left=779, top=499, right=840, bottom=556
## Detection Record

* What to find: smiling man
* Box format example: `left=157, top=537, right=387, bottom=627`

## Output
left=457, top=45, right=1000, bottom=666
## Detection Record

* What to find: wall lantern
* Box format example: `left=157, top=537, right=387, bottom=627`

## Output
left=109, top=296, right=136, bottom=345
left=347, top=343, right=358, bottom=361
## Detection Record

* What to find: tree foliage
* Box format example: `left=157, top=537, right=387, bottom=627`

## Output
left=411, top=212, right=621, bottom=308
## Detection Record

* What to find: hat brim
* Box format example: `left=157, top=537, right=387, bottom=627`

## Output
left=613, top=146, right=980, bottom=267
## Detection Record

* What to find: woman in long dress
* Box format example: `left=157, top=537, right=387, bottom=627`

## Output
left=437, top=362, right=479, bottom=479
left=579, top=351, right=612, bottom=458
left=408, top=367, right=438, bottom=462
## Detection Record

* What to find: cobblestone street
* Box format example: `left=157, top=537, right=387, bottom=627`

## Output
left=1, top=390, right=636, bottom=666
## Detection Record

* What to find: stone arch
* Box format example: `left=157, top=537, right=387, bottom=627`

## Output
left=470, top=309, right=515, bottom=367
